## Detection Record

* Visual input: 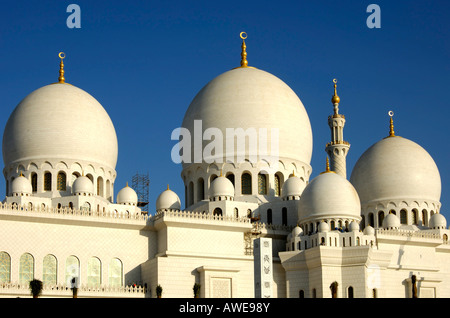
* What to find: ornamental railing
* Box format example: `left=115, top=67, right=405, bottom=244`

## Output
left=376, top=228, right=442, bottom=239
left=154, top=209, right=252, bottom=224
left=0, top=201, right=151, bottom=222
left=0, top=281, right=148, bottom=298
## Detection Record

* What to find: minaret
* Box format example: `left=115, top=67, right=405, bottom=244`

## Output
left=325, top=79, right=350, bottom=178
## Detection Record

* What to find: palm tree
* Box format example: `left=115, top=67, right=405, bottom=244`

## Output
left=193, top=283, right=201, bottom=298
left=29, top=279, right=43, bottom=298
left=156, top=284, right=163, bottom=298
left=330, top=281, right=338, bottom=298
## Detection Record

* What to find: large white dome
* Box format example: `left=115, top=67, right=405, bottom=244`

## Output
left=2, top=83, right=118, bottom=171
left=350, top=136, right=441, bottom=205
left=181, top=67, right=313, bottom=167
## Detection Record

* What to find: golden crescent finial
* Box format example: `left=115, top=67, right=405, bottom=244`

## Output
left=239, top=31, right=248, bottom=68
left=58, top=52, right=66, bottom=84
left=331, top=78, right=340, bottom=105
left=388, top=110, right=395, bottom=137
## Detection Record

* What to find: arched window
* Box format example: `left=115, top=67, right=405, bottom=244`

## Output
left=43, top=254, right=57, bottom=285
left=312, top=288, right=316, bottom=298
left=282, top=207, right=288, bottom=226
left=422, top=209, right=428, bottom=226
left=368, top=213, right=374, bottom=227
left=348, top=286, right=354, bottom=298
left=109, top=258, right=123, bottom=287
left=400, top=209, right=407, bottom=224
left=234, top=208, right=239, bottom=218
left=97, top=176, right=104, bottom=197
left=378, top=211, right=384, bottom=227
left=258, top=173, right=267, bottom=195
left=19, top=253, right=34, bottom=284
left=65, top=256, right=80, bottom=287
left=226, top=173, right=235, bottom=187
left=197, top=178, right=204, bottom=201
left=213, top=208, right=223, bottom=216
left=57, top=172, right=66, bottom=191
left=241, top=173, right=252, bottom=195
left=82, top=202, right=91, bottom=211
left=87, top=257, right=101, bottom=287
left=372, top=288, right=377, bottom=298
left=267, top=209, right=273, bottom=225
left=412, top=209, right=418, bottom=225
left=44, top=172, right=52, bottom=191
left=0, top=252, right=11, bottom=283
left=299, top=290, right=305, bottom=298
left=274, top=173, right=281, bottom=196
left=31, top=173, right=37, bottom=192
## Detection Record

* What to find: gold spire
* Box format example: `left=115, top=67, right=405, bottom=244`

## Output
left=126, top=181, right=129, bottom=187
left=167, top=184, right=170, bottom=190
left=320, top=157, right=335, bottom=174
left=331, top=78, right=340, bottom=105
left=388, top=110, right=395, bottom=137
left=239, top=32, right=248, bottom=68
left=58, top=52, right=66, bottom=83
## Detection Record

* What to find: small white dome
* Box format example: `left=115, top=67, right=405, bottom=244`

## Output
left=292, top=225, right=303, bottom=237
left=318, top=221, right=330, bottom=233
left=209, top=176, right=234, bottom=198
left=363, top=225, right=375, bottom=235
left=349, top=221, right=360, bottom=232
left=282, top=175, right=306, bottom=199
left=156, top=187, right=181, bottom=211
left=298, top=171, right=361, bottom=224
left=382, top=213, right=400, bottom=230
left=117, top=184, right=138, bottom=205
left=11, top=175, right=32, bottom=195
left=72, top=176, right=94, bottom=195
left=429, top=213, right=447, bottom=229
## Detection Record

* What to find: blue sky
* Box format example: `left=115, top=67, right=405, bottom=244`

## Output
left=0, top=0, right=449, bottom=217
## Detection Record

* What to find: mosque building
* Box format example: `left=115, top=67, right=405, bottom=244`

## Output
left=0, top=34, right=448, bottom=298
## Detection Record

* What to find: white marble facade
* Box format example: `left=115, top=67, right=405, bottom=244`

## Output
left=0, top=43, right=448, bottom=298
